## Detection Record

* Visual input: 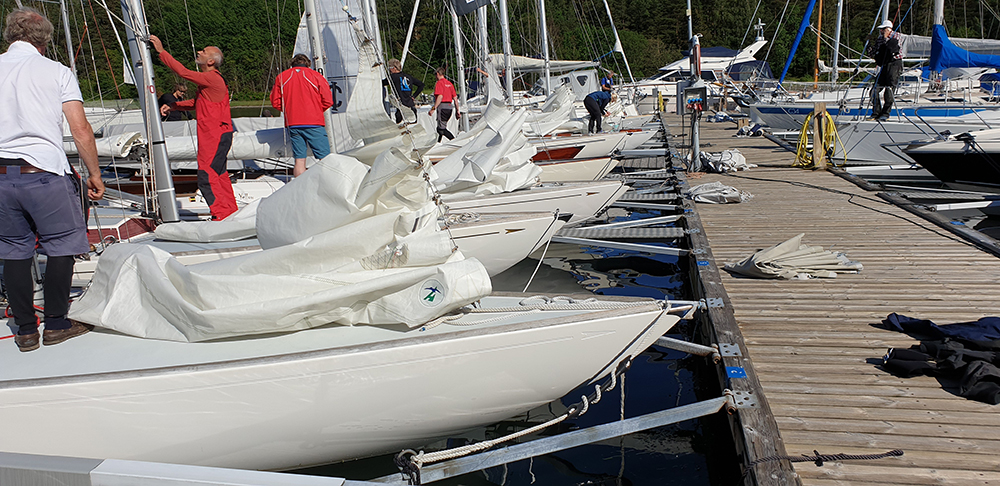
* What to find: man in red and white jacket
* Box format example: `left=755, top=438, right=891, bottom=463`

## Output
left=270, top=54, right=334, bottom=177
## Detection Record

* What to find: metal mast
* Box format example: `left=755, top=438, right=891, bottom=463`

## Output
left=498, top=0, right=514, bottom=102
left=302, top=0, right=336, bottom=151
left=450, top=4, right=470, bottom=131
left=120, top=0, right=179, bottom=222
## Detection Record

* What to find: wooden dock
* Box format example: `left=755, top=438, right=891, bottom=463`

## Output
left=667, top=113, right=1000, bottom=485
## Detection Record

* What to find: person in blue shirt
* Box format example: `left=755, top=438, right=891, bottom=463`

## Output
left=600, top=71, right=614, bottom=89
left=584, top=84, right=613, bottom=133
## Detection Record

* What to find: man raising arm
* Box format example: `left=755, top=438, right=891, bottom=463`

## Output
left=149, top=34, right=238, bottom=220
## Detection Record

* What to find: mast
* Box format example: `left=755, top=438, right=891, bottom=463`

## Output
left=58, top=0, right=75, bottom=73
left=813, top=0, right=823, bottom=87
left=831, top=0, right=843, bottom=84
left=933, top=0, right=943, bottom=25
left=498, top=0, right=514, bottom=101
left=600, top=0, right=634, bottom=84
left=302, top=0, right=336, bottom=151
left=366, top=0, right=384, bottom=63
left=537, top=0, right=551, bottom=95
left=477, top=4, right=488, bottom=103
left=400, top=0, right=421, bottom=68
left=120, top=0, right=179, bottom=222
left=685, top=0, right=693, bottom=40
left=450, top=4, right=470, bottom=131
left=477, top=5, right=488, bottom=65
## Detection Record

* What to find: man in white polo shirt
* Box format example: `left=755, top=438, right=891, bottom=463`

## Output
left=0, top=7, right=105, bottom=352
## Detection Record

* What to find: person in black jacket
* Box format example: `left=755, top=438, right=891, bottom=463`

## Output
left=386, top=58, right=424, bottom=123
left=867, top=20, right=903, bottom=121
left=158, top=83, right=189, bottom=121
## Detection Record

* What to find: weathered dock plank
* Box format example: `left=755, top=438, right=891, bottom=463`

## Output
left=667, top=113, right=1000, bottom=485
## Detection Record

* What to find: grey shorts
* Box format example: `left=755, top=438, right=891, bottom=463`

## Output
left=436, top=102, right=453, bottom=130
left=0, top=166, right=89, bottom=259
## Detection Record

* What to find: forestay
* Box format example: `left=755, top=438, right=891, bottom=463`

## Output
left=69, top=150, right=492, bottom=342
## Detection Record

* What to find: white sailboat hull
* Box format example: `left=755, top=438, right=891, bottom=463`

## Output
left=447, top=211, right=566, bottom=275
left=0, top=295, right=677, bottom=470
left=530, top=132, right=628, bottom=160
left=536, top=157, right=618, bottom=182
left=443, top=180, right=629, bottom=225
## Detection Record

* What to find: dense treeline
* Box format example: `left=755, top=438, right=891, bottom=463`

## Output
left=3, top=0, right=999, bottom=101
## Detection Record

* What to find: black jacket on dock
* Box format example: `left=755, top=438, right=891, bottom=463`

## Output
left=881, top=313, right=1000, bottom=404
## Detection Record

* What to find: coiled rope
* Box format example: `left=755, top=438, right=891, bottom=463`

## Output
left=394, top=360, right=633, bottom=485
left=794, top=110, right=846, bottom=169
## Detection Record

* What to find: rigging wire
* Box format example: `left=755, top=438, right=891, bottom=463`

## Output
left=181, top=0, right=196, bottom=65
left=85, top=0, right=123, bottom=99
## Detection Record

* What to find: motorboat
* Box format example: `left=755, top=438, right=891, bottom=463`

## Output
left=902, top=128, right=1000, bottom=193
left=0, top=293, right=684, bottom=470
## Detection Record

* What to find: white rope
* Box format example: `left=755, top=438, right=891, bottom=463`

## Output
left=409, top=372, right=624, bottom=467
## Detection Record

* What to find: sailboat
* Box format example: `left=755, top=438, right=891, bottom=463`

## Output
left=3, top=109, right=683, bottom=472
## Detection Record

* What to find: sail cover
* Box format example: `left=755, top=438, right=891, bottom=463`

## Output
left=900, top=28, right=1000, bottom=59
left=930, top=24, right=1000, bottom=72
left=487, top=54, right=597, bottom=73
left=69, top=150, right=492, bottom=342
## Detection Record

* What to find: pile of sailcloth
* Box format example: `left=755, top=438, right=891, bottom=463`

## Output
left=723, top=233, right=863, bottom=279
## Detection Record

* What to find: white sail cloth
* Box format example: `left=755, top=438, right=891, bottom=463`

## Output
left=723, top=233, right=863, bottom=279
left=688, top=182, right=752, bottom=204
left=430, top=106, right=542, bottom=195
left=69, top=150, right=492, bottom=342
left=522, top=85, right=577, bottom=137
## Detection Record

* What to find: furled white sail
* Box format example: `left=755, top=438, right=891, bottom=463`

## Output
left=69, top=150, right=492, bottom=342
left=346, top=21, right=401, bottom=145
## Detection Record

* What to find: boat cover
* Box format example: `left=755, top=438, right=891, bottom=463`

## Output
left=69, top=149, right=492, bottom=342
left=930, top=24, right=1000, bottom=72
left=486, top=54, right=597, bottom=73
left=723, top=233, right=863, bottom=279
left=687, top=181, right=752, bottom=204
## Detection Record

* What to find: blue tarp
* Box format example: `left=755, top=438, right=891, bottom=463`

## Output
left=981, top=72, right=1000, bottom=96
left=930, top=24, right=1000, bottom=72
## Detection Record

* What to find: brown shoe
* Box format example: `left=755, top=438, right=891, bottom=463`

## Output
left=43, top=321, right=93, bottom=346
left=15, top=332, right=40, bottom=352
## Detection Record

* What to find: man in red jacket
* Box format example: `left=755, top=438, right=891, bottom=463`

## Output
left=270, top=54, right=333, bottom=177
left=149, top=35, right=238, bottom=221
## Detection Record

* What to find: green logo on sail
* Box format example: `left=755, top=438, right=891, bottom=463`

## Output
left=423, top=286, right=440, bottom=302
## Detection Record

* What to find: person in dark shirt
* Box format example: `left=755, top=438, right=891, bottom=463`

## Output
left=386, top=58, right=424, bottom=123
left=584, top=84, right=613, bottom=134
left=867, top=20, right=903, bottom=121
left=158, top=83, right=189, bottom=121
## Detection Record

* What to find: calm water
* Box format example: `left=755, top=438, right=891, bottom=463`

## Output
left=295, top=209, right=742, bottom=485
